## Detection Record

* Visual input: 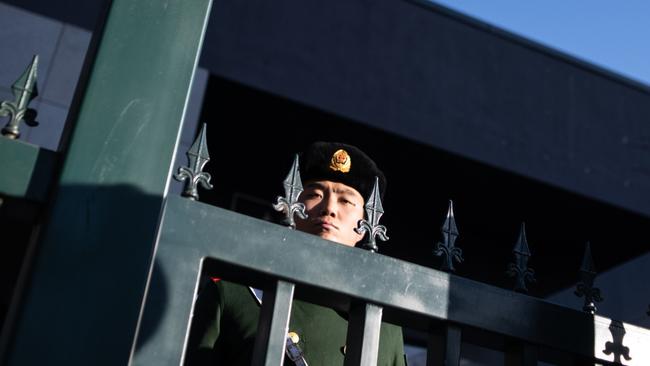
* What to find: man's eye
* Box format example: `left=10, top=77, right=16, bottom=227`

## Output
left=342, top=199, right=357, bottom=206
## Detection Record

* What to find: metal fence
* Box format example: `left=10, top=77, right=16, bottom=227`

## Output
left=129, top=193, right=650, bottom=365
left=124, top=125, right=650, bottom=365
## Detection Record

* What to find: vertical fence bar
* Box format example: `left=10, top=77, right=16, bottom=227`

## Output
left=427, top=324, right=462, bottom=366
left=3, top=0, right=213, bottom=365
left=344, top=302, right=383, bottom=366
left=252, top=280, right=295, bottom=366
left=505, top=343, right=538, bottom=366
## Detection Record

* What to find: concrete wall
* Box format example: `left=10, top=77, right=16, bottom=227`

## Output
left=0, top=3, right=90, bottom=150
left=547, top=252, right=650, bottom=329
left=201, top=0, right=650, bottom=219
left=5, top=0, right=650, bottom=217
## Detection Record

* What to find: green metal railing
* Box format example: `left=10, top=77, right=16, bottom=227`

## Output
left=0, top=138, right=57, bottom=203
left=129, top=195, right=650, bottom=365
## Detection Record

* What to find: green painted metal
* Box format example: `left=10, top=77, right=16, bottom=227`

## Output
left=133, top=196, right=650, bottom=365
left=252, top=280, right=295, bottom=366
left=435, top=200, right=463, bottom=272
left=4, top=0, right=212, bottom=365
left=355, top=176, right=388, bottom=253
left=427, top=325, right=462, bottom=366
left=0, top=55, right=39, bottom=139
left=272, top=154, right=307, bottom=229
left=505, top=343, right=538, bottom=366
left=0, top=138, right=57, bottom=202
left=174, top=123, right=213, bottom=200
left=344, top=302, right=383, bottom=366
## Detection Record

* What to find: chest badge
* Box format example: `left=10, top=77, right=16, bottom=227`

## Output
left=288, top=331, right=300, bottom=344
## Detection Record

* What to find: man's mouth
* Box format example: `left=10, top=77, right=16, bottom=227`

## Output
left=314, top=220, right=337, bottom=231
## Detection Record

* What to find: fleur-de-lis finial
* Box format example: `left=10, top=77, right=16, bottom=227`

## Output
left=272, top=154, right=308, bottom=229
left=1, top=55, right=39, bottom=139
left=574, top=242, right=603, bottom=314
left=434, top=200, right=464, bottom=272
left=506, top=223, right=535, bottom=293
left=355, top=176, right=388, bottom=253
left=174, top=123, right=213, bottom=200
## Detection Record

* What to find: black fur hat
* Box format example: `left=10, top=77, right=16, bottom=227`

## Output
left=300, top=142, right=386, bottom=201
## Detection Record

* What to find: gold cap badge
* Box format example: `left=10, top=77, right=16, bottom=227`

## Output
left=329, top=149, right=351, bottom=173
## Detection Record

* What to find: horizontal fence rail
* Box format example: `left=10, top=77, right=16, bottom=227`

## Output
left=0, top=138, right=57, bottom=202
left=130, top=195, right=650, bottom=365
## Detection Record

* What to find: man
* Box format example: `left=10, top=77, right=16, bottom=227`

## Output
left=187, top=142, right=406, bottom=365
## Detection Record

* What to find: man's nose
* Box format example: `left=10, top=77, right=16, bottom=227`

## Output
left=319, top=195, right=337, bottom=217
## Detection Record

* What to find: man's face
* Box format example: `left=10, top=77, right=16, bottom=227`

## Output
left=295, top=180, right=365, bottom=247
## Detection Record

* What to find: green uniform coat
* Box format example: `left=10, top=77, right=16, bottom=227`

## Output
left=188, top=280, right=406, bottom=365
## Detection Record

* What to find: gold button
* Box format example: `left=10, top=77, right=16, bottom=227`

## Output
left=288, top=331, right=300, bottom=344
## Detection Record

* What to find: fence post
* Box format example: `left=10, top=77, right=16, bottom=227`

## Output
left=3, top=1, right=212, bottom=364
left=252, top=280, right=296, bottom=366
left=427, top=324, right=462, bottom=366
left=344, top=302, right=383, bottom=366
left=506, top=343, right=538, bottom=366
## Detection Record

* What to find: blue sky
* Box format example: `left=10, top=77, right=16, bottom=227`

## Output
left=430, top=0, right=650, bottom=87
